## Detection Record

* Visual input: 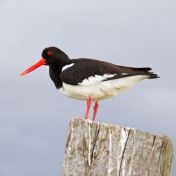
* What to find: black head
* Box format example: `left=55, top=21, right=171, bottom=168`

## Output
left=20, top=46, right=70, bottom=76
left=42, top=47, right=70, bottom=66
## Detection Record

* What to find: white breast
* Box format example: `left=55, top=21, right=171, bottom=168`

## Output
left=59, top=75, right=149, bottom=101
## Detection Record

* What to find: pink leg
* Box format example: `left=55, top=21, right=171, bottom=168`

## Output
left=92, top=101, right=99, bottom=121
left=84, top=97, right=92, bottom=120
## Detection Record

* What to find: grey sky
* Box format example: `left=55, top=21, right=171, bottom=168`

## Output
left=0, top=0, right=175, bottom=175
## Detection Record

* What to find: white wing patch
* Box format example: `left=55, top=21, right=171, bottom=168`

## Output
left=79, top=74, right=116, bottom=86
left=62, top=63, right=74, bottom=71
left=121, top=73, right=128, bottom=75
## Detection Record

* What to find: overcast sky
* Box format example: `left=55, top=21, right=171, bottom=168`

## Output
left=0, top=0, right=175, bottom=175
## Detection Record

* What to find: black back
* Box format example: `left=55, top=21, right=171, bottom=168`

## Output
left=60, top=58, right=158, bottom=86
left=42, top=47, right=159, bottom=89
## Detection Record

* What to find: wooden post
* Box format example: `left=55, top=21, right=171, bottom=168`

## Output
left=62, top=118, right=173, bottom=176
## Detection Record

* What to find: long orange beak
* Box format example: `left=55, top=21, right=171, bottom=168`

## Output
left=20, top=58, right=46, bottom=77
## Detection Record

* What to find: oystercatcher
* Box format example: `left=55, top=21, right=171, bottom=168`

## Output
left=20, top=47, right=159, bottom=121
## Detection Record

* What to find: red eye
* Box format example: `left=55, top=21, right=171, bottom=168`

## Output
left=47, top=50, right=53, bottom=56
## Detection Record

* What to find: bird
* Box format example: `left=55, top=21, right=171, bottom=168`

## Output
left=20, top=47, right=159, bottom=121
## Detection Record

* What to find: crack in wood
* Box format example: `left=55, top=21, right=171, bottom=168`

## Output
left=118, top=128, right=131, bottom=176
left=147, top=135, right=156, bottom=176
left=90, top=124, right=100, bottom=163
left=152, top=135, right=156, bottom=148
left=157, top=141, right=164, bottom=173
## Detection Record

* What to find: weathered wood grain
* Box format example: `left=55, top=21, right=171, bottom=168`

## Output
left=62, top=118, right=173, bottom=176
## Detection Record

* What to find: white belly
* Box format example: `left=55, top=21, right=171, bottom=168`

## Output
left=59, top=75, right=149, bottom=101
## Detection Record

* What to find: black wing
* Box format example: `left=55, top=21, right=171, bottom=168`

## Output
left=60, top=58, right=159, bottom=85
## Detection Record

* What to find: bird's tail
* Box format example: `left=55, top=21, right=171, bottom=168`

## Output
left=131, top=67, right=159, bottom=79
left=138, top=68, right=159, bottom=79
left=146, top=72, right=160, bottom=79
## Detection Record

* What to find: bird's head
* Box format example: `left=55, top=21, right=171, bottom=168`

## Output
left=20, top=47, right=70, bottom=76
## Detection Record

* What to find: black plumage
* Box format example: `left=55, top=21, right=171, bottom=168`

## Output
left=60, top=58, right=159, bottom=87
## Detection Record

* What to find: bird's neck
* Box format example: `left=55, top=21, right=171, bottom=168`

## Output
left=49, top=60, right=72, bottom=89
left=49, top=65, right=62, bottom=89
